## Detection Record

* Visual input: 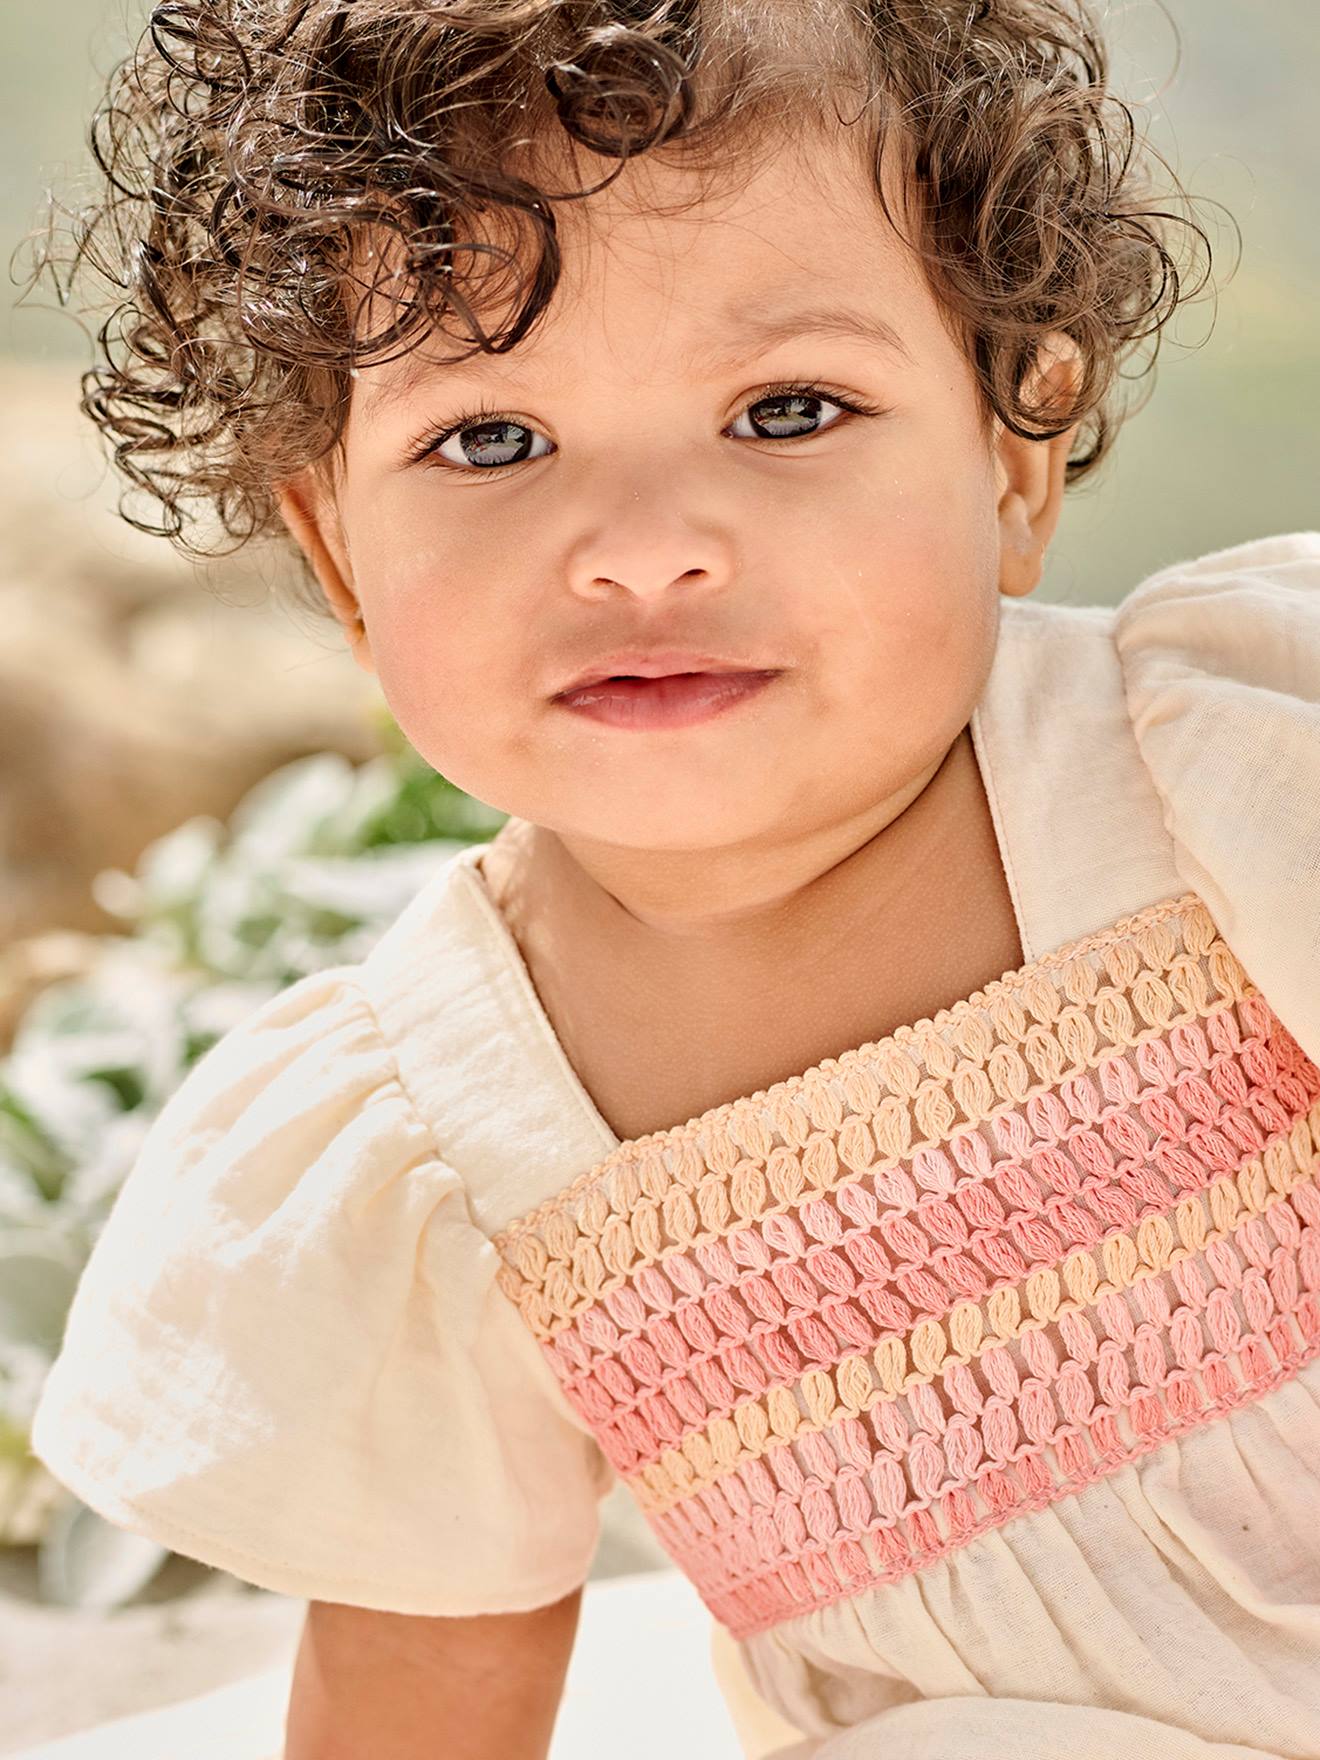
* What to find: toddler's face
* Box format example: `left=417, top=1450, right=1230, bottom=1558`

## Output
left=283, top=121, right=1073, bottom=860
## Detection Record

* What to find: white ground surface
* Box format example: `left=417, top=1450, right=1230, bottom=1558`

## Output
left=0, top=1480, right=805, bottom=1759
left=8, top=1570, right=774, bottom=1760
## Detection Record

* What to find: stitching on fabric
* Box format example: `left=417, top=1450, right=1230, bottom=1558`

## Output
left=542, top=1019, right=1312, bottom=1490
left=494, top=892, right=1208, bottom=1245
left=633, top=1121, right=1318, bottom=1512
left=714, top=1306, right=1320, bottom=1638
left=455, top=849, right=623, bottom=1154
left=496, top=898, right=1240, bottom=1315
left=968, top=696, right=1032, bottom=964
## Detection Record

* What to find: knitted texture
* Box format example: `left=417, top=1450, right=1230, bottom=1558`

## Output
left=493, top=894, right=1320, bottom=1639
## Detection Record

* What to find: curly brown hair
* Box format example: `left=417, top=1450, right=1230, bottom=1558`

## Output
left=20, top=0, right=1224, bottom=613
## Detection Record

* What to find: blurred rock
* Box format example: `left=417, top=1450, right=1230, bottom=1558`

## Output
left=0, top=359, right=382, bottom=949
left=0, top=1547, right=306, bottom=1755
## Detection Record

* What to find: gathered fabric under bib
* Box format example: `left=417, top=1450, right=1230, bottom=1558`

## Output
left=741, top=1353, right=1320, bottom=1756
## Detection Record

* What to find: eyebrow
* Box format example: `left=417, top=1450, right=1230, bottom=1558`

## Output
left=361, top=301, right=912, bottom=418
left=688, top=303, right=914, bottom=373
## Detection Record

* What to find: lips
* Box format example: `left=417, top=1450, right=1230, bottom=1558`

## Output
left=552, top=650, right=777, bottom=697
left=552, top=668, right=781, bottom=730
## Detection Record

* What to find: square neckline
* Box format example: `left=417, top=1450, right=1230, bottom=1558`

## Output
left=446, top=622, right=1059, bottom=1162
left=454, top=832, right=1199, bottom=1166
left=441, top=598, right=1196, bottom=1175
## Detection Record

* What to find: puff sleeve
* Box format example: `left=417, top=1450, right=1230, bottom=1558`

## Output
left=1113, top=530, right=1320, bottom=1069
left=28, top=965, right=615, bottom=1615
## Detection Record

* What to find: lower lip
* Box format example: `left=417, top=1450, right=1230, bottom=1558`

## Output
left=553, top=670, right=781, bottom=729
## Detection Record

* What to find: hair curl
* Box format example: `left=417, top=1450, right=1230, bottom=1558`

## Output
left=19, top=0, right=1226, bottom=611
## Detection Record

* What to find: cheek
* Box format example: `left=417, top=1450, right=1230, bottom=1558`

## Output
left=373, top=594, right=490, bottom=726
left=361, top=570, right=555, bottom=816
left=344, top=528, right=486, bottom=751
left=802, top=460, right=999, bottom=734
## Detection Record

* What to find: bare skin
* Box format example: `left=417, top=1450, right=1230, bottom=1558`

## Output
left=281, top=135, right=1079, bottom=1000
left=476, top=721, right=1024, bottom=1143
left=284, top=1590, right=582, bottom=1760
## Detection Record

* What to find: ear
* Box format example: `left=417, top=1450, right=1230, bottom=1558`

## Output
left=993, top=331, right=1084, bottom=599
left=276, top=471, right=376, bottom=675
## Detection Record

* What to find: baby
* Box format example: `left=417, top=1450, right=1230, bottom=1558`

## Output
left=28, top=3, right=1320, bottom=1759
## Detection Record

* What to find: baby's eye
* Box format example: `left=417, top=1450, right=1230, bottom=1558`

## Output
left=728, top=387, right=853, bottom=441
left=433, top=417, right=553, bottom=470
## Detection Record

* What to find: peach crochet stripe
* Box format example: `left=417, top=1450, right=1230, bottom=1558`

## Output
left=492, top=892, right=1320, bottom=1639
left=538, top=990, right=1309, bottom=1490
left=495, top=894, right=1245, bottom=1333
left=638, top=1109, right=1318, bottom=1518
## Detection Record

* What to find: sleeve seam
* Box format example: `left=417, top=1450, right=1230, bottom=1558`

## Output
left=332, top=967, right=620, bottom=1473
left=335, top=970, right=466, bottom=1182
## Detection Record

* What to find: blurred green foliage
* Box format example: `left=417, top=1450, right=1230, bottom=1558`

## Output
left=0, top=734, right=505, bottom=1603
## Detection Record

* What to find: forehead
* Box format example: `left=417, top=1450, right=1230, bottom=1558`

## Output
left=352, top=119, right=931, bottom=413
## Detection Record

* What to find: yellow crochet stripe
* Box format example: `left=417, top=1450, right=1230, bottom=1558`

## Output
left=625, top=1098, right=1320, bottom=1515
left=497, top=889, right=1217, bottom=1246
left=494, top=895, right=1254, bottom=1337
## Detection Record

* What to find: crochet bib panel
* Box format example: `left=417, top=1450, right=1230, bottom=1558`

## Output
left=492, top=892, right=1320, bottom=1640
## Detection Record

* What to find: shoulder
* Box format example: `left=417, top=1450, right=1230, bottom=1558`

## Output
left=973, top=587, right=1181, bottom=958
left=28, top=863, right=616, bottom=1613
left=123, top=956, right=422, bottom=1195
left=34, top=954, right=461, bottom=1352
left=359, top=839, right=622, bottom=1233
left=1107, top=529, right=1320, bottom=815
left=1107, top=531, right=1320, bottom=1066
left=1113, top=528, right=1320, bottom=616
left=84, top=844, right=510, bottom=1251
left=1113, top=529, right=1320, bottom=694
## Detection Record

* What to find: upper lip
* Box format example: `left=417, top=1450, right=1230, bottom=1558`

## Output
left=553, top=650, right=778, bottom=696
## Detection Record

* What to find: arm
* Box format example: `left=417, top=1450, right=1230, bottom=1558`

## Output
left=283, top=1586, right=583, bottom=1760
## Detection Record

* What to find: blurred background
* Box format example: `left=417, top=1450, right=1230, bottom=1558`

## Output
left=0, top=0, right=1316, bottom=1753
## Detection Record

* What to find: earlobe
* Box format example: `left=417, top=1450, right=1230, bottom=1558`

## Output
left=276, top=473, right=376, bottom=676
left=994, top=331, right=1083, bottom=599
left=996, top=486, right=1041, bottom=598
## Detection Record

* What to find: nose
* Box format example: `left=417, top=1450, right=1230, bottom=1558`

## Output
left=563, top=472, right=737, bottom=602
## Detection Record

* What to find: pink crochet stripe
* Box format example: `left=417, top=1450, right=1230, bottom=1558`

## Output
left=546, top=993, right=1315, bottom=1478
left=663, top=1175, right=1320, bottom=1635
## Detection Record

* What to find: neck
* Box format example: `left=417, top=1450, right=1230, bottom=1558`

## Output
left=485, top=725, right=974, bottom=967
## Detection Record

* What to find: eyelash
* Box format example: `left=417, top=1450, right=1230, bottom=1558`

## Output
left=404, top=381, right=887, bottom=472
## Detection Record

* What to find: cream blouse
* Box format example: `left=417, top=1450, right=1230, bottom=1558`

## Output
left=30, top=531, right=1320, bottom=1759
